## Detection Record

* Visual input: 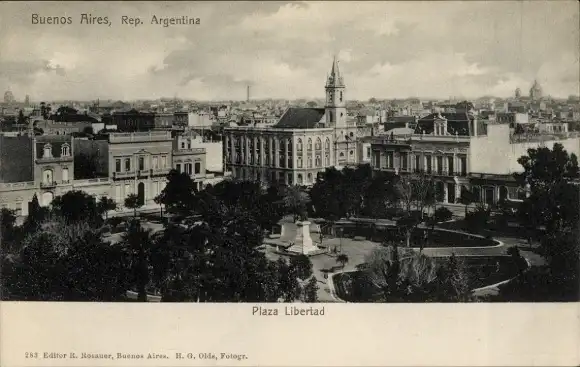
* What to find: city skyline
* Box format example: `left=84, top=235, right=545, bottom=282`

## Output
left=0, top=1, right=578, bottom=101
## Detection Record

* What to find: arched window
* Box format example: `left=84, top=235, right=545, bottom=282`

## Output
left=287, top=138, right=292, bottom=152
left=308, top=157, right=313, bottom=168
left=339, top=152, right=345, bottom=158
left=307, top=138, right=312, bottom=151
left=339, top=91, right=343, bottom=102
left=315, top=155, right=321, bottom=167
left=307, top=173, right=313, bottom=183
left=43, top=169, right=53, bottom=184
left=297, top=138, right=303, bottom=151
left=325, top=138, right=330, bottom=150
left=349, top=150, right=354, bottom=156
left=297, top=157, right=303, bottom=168
left=325, top=153, right=330, bottom=166
left=315, top=137, right=322, bottom=150
left=297, top=174, right=303, bottom=185
left=43, top=143, right=52, bottom=158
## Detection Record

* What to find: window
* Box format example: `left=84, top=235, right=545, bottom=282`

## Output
left=426, top=156, right=432, bottom=173
left=401, top=153, right=408, bottom=170
left=115, top=159, right=121, bottom=172
left=349, top=150, right=354, bottom=156
left=437, top=156, right=443, bottom=174
left=460, top=156, right=467, bottom=176
left=153, top=156, right=158, bottom=169
left=297, top=139, right=303, bottom=151
left=181, top=141, right=185, bottom=149
left=62, top=168, right=69, bottom=182
left=448, top=156, right=454, bottom=175
left=325, top=138, right=330, bottom=150
left=307, top=138, right=312, bottom=151
left=325, top=153, right=330, bottom=166
left=185, top=163, right=192, bottom=175
left=415, top=155, right=421, bottom=172
left=339, top=91, right=343, bottom=102
left=139, top=156, right=145, bottom=171
left=297, top=157, right=303, bottom=168
left=315, top=138, right=321, bottom=150
left=387, top=152, right=394, bottom=168
left=366, top=147, right=371, bottom=158
left=297, top=174, right=303, bottom=185
left=125, top=158, right=131, bottom=172
left=315, top=155, right=321, bottom=167
left=339, top=152, right=345, bottom=158
left=176, top=163, right=182, bottom=172
left=195, top=162, right=201, bottom=174
left=61, top=144, right=70, bottom=157
left=308, top=157, right=313, bottom=168
left=43, top=144, right=52, bottom=158
left=307, top=173, right=313, bottom=183
left=43, top=169, right=53, bottom=184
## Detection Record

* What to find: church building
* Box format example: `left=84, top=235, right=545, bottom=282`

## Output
left=223, top=57, right=367, bottom=186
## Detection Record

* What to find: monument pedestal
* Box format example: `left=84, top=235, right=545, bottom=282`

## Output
left=287, top=221, right=319, bottom=255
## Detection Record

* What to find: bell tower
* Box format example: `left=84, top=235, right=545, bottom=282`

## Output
left=325, top=56, right=347, bottom=128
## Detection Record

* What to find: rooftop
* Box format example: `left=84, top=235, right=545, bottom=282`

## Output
left=273, top=107, right=326, bottom=129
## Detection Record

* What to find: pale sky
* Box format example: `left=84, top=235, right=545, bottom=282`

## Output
left=0, top=1, right=578, bottom=102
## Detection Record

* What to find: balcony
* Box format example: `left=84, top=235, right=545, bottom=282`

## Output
left=36, top=155, right=73, bottom=164
left=113, top=171, right=136, bottom=179
left=173, top=147, right=206, bottom=155
left=151, top=168, right=171, bottom=176
left=40, top=181, right=57, bottom=188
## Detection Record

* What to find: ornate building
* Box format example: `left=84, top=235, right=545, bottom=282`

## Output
left=0, top=131, right=217, bottom=216
left=223, top=57, right=368, bottom=186
left=370, top=112, right=580, bottom=207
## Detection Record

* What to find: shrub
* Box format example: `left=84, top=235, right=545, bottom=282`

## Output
left=433, top=207, right=453, bottom=222
left=99, top=225, right=111, bottom=235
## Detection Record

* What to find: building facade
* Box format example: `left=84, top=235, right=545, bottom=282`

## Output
left=370, top=113, right=580, bottom=206
left=0, top=131, right=216, bottom=217
left=223, top=57, right=369, bottom=186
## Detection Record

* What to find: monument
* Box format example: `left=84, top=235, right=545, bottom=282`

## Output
left=287, top=220, right=319, bottom=255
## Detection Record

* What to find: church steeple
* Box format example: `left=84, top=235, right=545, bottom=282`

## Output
left=325, top=56, right=346, bottom=128
left=326, top=55, right=345, bottom=88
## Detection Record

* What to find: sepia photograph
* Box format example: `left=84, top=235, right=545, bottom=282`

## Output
left=0, top=0, right=579, bottom=365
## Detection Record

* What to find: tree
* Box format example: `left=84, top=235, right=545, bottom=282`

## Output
left=23, top=194, right=46, bottom=230
left=458, top=187, right=475, bottom=217
left=122, top=219, right=153, bottom=302
left=514, top=143, right=579, bottom=233
left=3, top=218, right=129, bottom=301
left=336, top=253, right=349, bottom=269
left=290, top=255, right=313, bottom=280
left=0, top=208, right=18, bottom=253
left=306, top=101, right=317, bottom=108
left=433, top=254, right=472, bottom=302
left=156, top=169, right=197, bottom=217
left=97, top=196, right=117, bottom=220
left=283, top=185, right=309, bottom=222
left=303, top=276, right=319, bottom=302
left=51, top=190, right=101, bottom=225
left=124, top=194, right=142, bottom=218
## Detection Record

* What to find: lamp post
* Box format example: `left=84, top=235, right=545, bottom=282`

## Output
left=338, top=227, right=343, bottom=254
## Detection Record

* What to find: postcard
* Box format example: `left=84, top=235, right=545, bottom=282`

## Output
left=1, top=1, right=579, bottom=366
